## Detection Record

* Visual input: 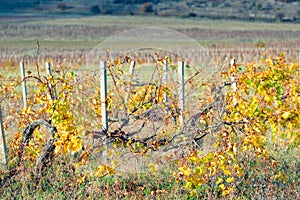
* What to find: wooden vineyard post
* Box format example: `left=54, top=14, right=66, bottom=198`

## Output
left=126, top=61, right=136, bottom=103
left=20, top=62, right=27, bottom=108
left=0, top=105, right=7, bottom=170
left=100, top=61, right=108, bottom=162
left=230, top=58, right=237, bottom=107
left=45, top=62, right=55, bottom=100
left=178, top=61, right=185, bottom=127
left=163, top=59, right=168, bottom=103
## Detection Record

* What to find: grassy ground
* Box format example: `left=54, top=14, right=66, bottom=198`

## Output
left=19, top=15, right=300, bottom=30
left=1, top=146, right=299, bottom=199
left=1, top=15, right=300, bottom=47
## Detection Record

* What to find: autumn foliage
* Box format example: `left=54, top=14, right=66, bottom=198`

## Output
left=176, top=52, right=300, bottom=197
left=0, top=53, right=299, bottom=198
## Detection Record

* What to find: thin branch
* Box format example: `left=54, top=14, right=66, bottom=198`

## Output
left=108, top=65, right=129, bottom=119
left=0, top=75, right=45, bottom=103
left=168, top=102, right=213, bottom=143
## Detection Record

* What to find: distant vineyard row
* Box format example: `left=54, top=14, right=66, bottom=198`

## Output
left=1, top=44, right=299, bottom=69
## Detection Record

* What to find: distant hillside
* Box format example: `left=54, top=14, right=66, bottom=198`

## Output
left=1, top=0, right=300, bottom=23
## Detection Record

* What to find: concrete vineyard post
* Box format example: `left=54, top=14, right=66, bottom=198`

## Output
left=100, top=61, right=108, bottom=132
left=178, top=61, right=185, bottom=127
left=0, top=105, right=7, bottom=170
left=163, top=59, right=168, bottom=103
left=100, top=61, right=108, bottom=162
left=45, top=62, right=55, bottom=100
left=230, top=58, right=237, bottom=107
left=20, top=62, right=28, bottom=108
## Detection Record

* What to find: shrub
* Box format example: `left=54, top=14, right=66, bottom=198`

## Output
left=56, top=3, right=68, bottom=11
left=176, top=53, right=300, bottom=198
left=276, top=12, right=286, bottom=22
left=188, top=13, right=197, bottom=17
left=139, top=2, right=154, bottom=13
left=90, top=5, right=101, bottom=15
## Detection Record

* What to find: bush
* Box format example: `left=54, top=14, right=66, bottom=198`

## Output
left=276, top=12, right=286, bottom=22
left=176, top=53, right=300, bottom=198
left=139, top=2, right=154, bottom=13
left=188, top=13, right=197, bottom=17
left=90, top=5, right=101, bottom=15
left=56, top=3, right=68, bottom=11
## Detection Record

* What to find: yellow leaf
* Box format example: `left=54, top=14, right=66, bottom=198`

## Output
left=185, top=181, right=192, bottom=189
left=165, top=56, right=171, bottom=63
left=222, top=190, right=230, bottom=196
left=232, top=144, right=237, bottom=155
left=282, top=111, right=291, bottom=120
left=95, top=165, right=105, bottom=177
left=189, top=189, right=197, bottom=196
left=195, top=166, right=204, bottom=174
left=81, top=153, right=89, bottom=165
left=226, top=177, right=234, bottom=183
left=112, top=160, right=119, bottom=168
left=216, top=178, right=223, bottom=185
left=157, top=60, right=163, bottom=66
left=148, top=163, right=157, bottom=172
left=189, top=156, right=198, bottom=163
left=219, top=183, right=225, bottom=190
left=213, top=142, right=220, bottom=148
left=106, top=165, right=115, bottom=174
left=224, top=169, right=231, bottom=175
left=114, top=57, right=121, bottom=66
left=116, top=69, right=123, bottom=76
